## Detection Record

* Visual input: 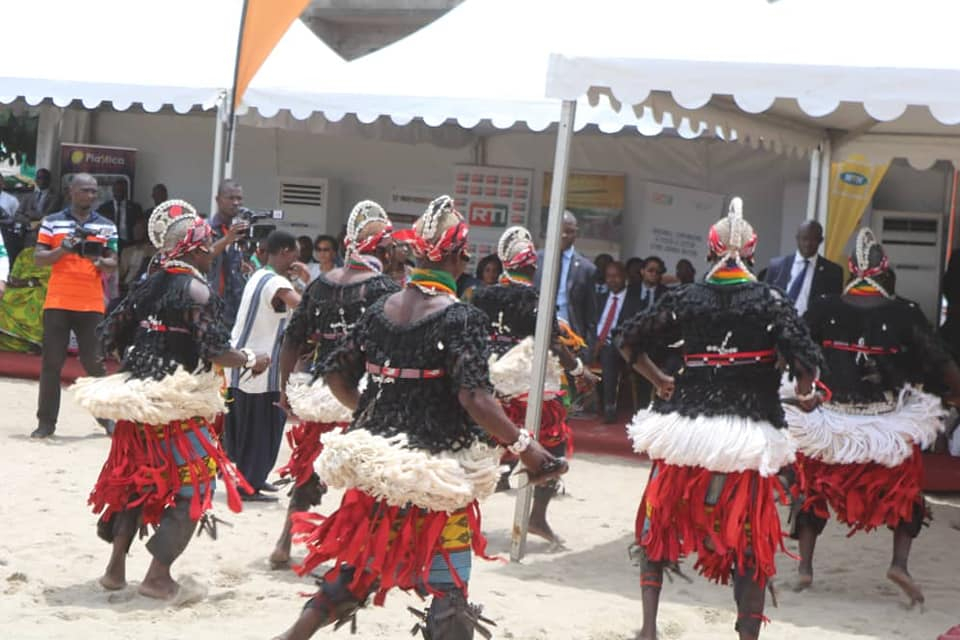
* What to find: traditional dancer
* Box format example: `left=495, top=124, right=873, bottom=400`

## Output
left=73, top=200, right=271, bottom=600
left=785, top=228, right=960, bottom=605
left=472, top=225, right=596, bottom=545
left=269, top=200, right=400, bottom=569
left=274, top=195, right=566, bottom=640
left=617, top=198, right=821, bottom=640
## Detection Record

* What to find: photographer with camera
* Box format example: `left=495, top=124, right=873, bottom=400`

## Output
left=31, top=173, right=118, bottom=439
left=207, top=180, right=250, bottom=328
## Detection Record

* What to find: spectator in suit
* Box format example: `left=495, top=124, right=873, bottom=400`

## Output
left=15, top=168, right=62, bottom=246
left=117, top=219, right=154, bottom=297
left=592, top=261, right=642, bottom=422
left=534, top=210, right=597, bottom=346
left=763, top=220, right=843, bottom=316
left=625, top=256, right=644, bottom=288
left=97, top=180, right=143, bottom=251
left=634, top=255, right=669, bottom=312
left=593, top=253, right=614, bottom=295
left=143, top=183, right=168, bottom=220
left=675, top=258, right=696, bottom=285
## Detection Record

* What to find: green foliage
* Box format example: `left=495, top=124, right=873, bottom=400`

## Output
left=0, top=110, right=38, bottom=165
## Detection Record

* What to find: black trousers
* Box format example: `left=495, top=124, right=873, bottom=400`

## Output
left=596, top=343, right=624, bottom=416
left=224, top=388, right=286, bottom=491
left=37, top=308, right=105, bottom=430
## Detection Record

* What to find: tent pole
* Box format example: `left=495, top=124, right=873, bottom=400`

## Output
left=223, top=113, right=238, bottom=180
left=210, top=92, right=226, bottom=215
left=805, top=146, right=821, bottom=221
left=816, top=138, right=832, bottom=240
left=510, top=99, right=577, bottom=563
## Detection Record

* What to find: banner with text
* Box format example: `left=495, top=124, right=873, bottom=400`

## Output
left=60, top=143, right=137, bottom=208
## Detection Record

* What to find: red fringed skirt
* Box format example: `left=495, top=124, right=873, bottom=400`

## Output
left=89, top=417, right=252, bottom=525
left=636, top=461, right=789, bottom=586
left=277, top=420, right=345, bottom=487
left=291, top=488, right=492, bottom=606
left=796, top=446, right=926, bottom=535
left=502, top=395, right=573, bottom=458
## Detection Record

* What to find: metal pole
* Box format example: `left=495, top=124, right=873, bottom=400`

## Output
left=804, top=146, right=821, bottom=221
left=224, top=113, right=238, bottom=180
left=816, top=138, right=832, bottom=249
left=210, top=92, right=226, bottom=215
left=510, top=99, right=577, bottom=562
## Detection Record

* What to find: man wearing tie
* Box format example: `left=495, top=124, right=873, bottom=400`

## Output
left=763, top=220, right=843, bottom=316
left=534, top=210, right=598, bottom=348
left=15, top=168, right=62, bottom=247
left=97, top=180, right=143, bottom=252
left=634, top=256, right=669, bottom=312
left=592, top=261, right=642, bottom=422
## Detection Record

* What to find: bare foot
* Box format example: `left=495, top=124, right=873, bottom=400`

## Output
left=887, top=566, right=924, bottom=608
left=269, top=550, right=291, bottom=571
left=527, top=520, right=563, bottom=546
left=99, top=574, right=126, bottom=591
left=138, top=576, right=179, bottom=600
left=793, top=569, right=813, bottom=592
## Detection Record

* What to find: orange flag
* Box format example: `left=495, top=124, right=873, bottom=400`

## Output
left=231, top=0, right=311, bottom=109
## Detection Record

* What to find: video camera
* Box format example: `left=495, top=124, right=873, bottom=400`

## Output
left=233, top=207, right=284, bottom=255
left=64, top=225, right=108, bottom=259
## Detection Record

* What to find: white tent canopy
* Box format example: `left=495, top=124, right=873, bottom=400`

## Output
left=546, top=0, right=960, bottom=167
left=0, top=0, right=346, bottom=113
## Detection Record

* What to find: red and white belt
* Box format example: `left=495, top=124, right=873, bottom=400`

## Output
left=683, top=349, right=776, bottom=368
left=822, top=340, right=899, bottom=356
left=365, top=362, right=446, bottom=380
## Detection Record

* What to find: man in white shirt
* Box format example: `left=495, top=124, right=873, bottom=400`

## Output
left=763, top=220, right=843, bottom=317
left=224, top=230, right=307, bottom=501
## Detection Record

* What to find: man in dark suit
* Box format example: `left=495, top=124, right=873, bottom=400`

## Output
left=14, top=168, right=62, bottom=250
left=534, top=210, right=598, bottom=347
left=763, top=220, right=843, bottom=316
left=97, top=180, right=143, bottom=251
left=592, top=261, right=642, bottom=422
left=633, top=255, right=670, bottom=313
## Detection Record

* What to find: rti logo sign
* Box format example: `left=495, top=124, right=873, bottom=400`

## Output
left=468, top=202, right=508, bottom=227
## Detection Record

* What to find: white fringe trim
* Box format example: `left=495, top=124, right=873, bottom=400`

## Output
left=626, top=410, right=795, bottom=477
left=315, top=429, right=503, bottom=513
left=286, top=372, right=356, bottom=424
left=71, top=368, right=225, bottom=423
left=784, top=387, right=945, bottom=467
left=488, top=337, right=563, bottom=399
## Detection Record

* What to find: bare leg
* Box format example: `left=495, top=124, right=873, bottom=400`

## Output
left=271, top=476, right=325, bottom=569
left=795, top=522, right=817, bottom=591
left=527, top=484, right=563, bottom=546
left=138, top=558, right=179, bottom=600
left=638, top=558, right=664, bottom=640
left=273, top=566, right=366, bottom=640
left=733, top=567, right=766, bottom=640
left=100, top=533, right=132, bottom=590
left=270, top=506, right=297, bottom=570
left=887, top=521, right=924, bottom=607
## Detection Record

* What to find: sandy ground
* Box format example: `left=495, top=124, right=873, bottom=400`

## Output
left=0, top=376, right=958, bottom=640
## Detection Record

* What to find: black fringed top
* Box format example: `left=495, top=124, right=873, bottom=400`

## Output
left=285, top=272, right=400, bottom=378
left=805, top=294, right=952, bottom=404
left=471, top=284, right=558, bottom=358
left=98, top=270, right=232, bottom=380
left=321, top=298, right=493, bottom=453
left=615, top=281, right=821, bottom=427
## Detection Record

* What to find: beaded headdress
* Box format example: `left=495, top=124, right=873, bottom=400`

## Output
left=147, top=199, right=212, bottom=261
left=844, top=227, right=893, bottom=297
left=410, top=195, right=469, bottom=262
left=497, top=226, right=537, bottom=270
left=345, top=200, right=392, bottom=255
left=705, top=197, right=758, bottom=281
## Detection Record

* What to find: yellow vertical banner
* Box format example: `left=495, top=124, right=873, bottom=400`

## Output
left=824, top=154, right=889, bottom=263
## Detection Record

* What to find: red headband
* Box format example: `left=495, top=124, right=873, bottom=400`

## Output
left=410, top=220, right=469, bottom=262
left=352, top=222, right=394, bottom=255
left=708, top=224, right=757, bottom=259
left=503, top=244, right=537, bottom=270
left=164, top=216, right=213, bottom=261
left=848, top=254, right=888, bottom=279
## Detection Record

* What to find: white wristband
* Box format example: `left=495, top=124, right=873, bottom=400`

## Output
left=569, top=358, right=585, bottom=377
left=507, top=429, right=533, bottom=455
left=240, top=347, right=256, bottom=369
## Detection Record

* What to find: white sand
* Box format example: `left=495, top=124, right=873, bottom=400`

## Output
left=0, top=376, right=957, bottom=640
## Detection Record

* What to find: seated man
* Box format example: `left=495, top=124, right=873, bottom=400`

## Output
left=592, top=261, right=641, bottom=422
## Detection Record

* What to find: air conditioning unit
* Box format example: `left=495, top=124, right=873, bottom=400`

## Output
left=276, top=177, right=341, bottom=237
left=874, top=210, right=943, bottom=323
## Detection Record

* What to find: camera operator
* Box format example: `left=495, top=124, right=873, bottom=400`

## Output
left=207, top=180, right=249, bottom=328
left=31, top=173, right=118, bottom=439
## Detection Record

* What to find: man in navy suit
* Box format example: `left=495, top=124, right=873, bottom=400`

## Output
left=763, top=220, right=843, bottom=316
left=534, top=210, right=598, bottom=349
left=591, top=261, right=642, bottom=422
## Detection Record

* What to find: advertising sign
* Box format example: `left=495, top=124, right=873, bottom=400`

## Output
left=542, top=171, right=625, bottom=244
left=453, top=164, right=533, bottom=268
left=60, top=143, right=137, bottom=207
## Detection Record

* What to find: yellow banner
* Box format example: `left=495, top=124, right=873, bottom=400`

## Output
left=543, top=172, right=625, bottom=212
left=825, top=154, right=889, bottom=264
left=233, top=0, right=311, bottom=110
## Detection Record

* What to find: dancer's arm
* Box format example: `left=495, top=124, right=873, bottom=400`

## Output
left=326, top=371, right=360, bottom=411
left=188, top=279, right=270, bottom=373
